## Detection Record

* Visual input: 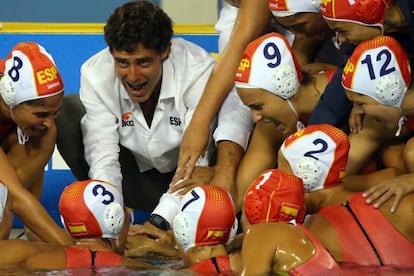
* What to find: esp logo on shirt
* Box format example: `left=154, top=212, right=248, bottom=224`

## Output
left=169, top=116, right=181, bottom=126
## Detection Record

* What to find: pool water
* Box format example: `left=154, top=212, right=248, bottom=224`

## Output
left=1, top=262, right=414, bottom=275
left=0, top=256, right=192, bottom=276
left=0, top=267, right=188, bottom=276
left=0, top=242, right=412, bottom=275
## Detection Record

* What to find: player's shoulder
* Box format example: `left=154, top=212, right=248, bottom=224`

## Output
left=80, top=48, right=115, bottom=83
left=81, top=48, right=113, bottom=73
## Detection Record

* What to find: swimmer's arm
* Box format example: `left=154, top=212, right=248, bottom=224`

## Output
left=342, top=167, right=402, bottom=192
left=174, top=0, right=271, bottom=182
left=127, top=221, right=176, bottom=246
left=124, top=233, right=179, bottom=257
left=210, top=140, right=244, bottom=204
left=363, top=172, right=414, bottom=213
left=302, top=62, right=338, bottom=74
left=0, top=240, right=62, bottom=267
left=292, top=37, right=325, bottom=67
left=236, top=122, right=281, bottom=210
left=226, top=233, right=243, bottom=253
left=0, top=149, right=73, bottom=246
left=346, top=115, right=388, bottom=176
left=7, top=123, right=56, bottom=187
left=242, top=223, right=316, bottom=274
left=241, top=224, right=276, bottom=275
left=0, top=239, right=38, bottom=265
left=125, top=222, right=179, bottom=257
left=190, top=0, right=271, bottom=127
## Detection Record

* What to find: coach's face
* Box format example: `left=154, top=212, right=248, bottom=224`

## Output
left=113, top=44, right=170, bottom=103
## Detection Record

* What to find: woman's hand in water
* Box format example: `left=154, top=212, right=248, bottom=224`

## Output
left=125, top=221, right=179, bottom=257
left=75, top=238, right=113, bottom=251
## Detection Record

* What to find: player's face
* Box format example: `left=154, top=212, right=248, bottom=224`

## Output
left=237, top=87, right=298, bottom=135
left=346, top=89, right=402, bottom=127
left=12, top=93, right=63, bottom=137
left=275, top=12, right=333, bottom=40
left=325, top=21, right=381, bottom=45
left=112, top=44, right=170, bottom=103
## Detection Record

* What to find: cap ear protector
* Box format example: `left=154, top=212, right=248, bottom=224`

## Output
left=294, top=156, right=323, bottom=191
left=172, top=212, right=194, bottom=252
left=172, top=212, right=239, bottom=253
left=271, top=64, right=300, bottom=99
left=0, top=74, right=16, bottom=107
left=375, top=74, right=404, bottom=106
left=102, top=201, right=125, bottom=235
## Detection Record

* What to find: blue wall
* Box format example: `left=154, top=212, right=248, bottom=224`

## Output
left=0, top=0, right=160, bottom=23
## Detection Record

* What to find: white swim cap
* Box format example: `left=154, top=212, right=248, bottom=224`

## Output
left=59, top=179, right=125, bottom=239
left=235, top=32, right=303, bottom=100
left=281, top=124, right=349, bottom=191
left=0, top=42, right=64, bottom=108
left=172, top=185, right=237, bottom=253
left=342, top=35, right=411, bottom=108
left=269, top=0, right=321, bottom=17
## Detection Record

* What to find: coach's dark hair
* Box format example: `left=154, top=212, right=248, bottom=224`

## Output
left=104, top=0, right=173, bottom=54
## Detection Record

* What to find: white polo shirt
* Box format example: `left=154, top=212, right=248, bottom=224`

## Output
left=80, top=38, right=250, bottom=189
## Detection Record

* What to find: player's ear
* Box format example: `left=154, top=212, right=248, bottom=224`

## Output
left=0, top=74, right=16, bottom=107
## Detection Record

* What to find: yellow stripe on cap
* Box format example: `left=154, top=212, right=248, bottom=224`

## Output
left=281, top=204, right=299, bottom=216
left=68, top=223, right=87, bottom=234
left=207, top=229, right=226, bottom=239
left=266, top=191, right=276, bottom=222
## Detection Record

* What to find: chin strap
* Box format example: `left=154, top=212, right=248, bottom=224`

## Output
left=395, top=116, right=406, bottom=137
left=332, top=32, right=342, bottom=49
left=17, top=127, right=29, bottom=144
left=0, top=183, right=8, bottom=222
left=10, top=109, right=29, bottom=144
left=287, top=99, right=305, bottom=130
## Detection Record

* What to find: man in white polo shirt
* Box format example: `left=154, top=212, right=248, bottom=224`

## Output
left=56, top=1, right=251, bottom=227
